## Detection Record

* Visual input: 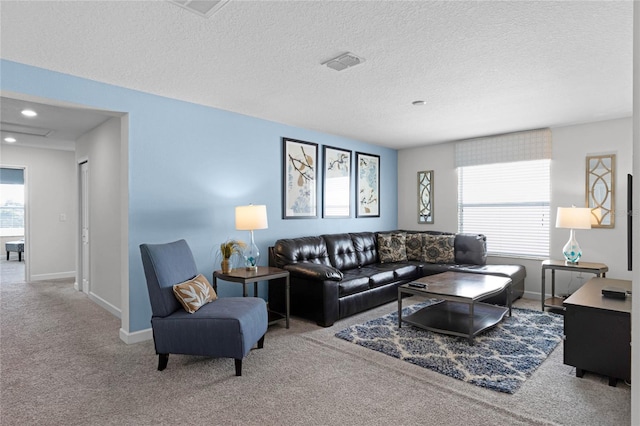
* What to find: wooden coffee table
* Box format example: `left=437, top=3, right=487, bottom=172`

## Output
left=398, top=271, right=512, bottom=344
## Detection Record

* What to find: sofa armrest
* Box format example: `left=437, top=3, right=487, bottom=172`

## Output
left=273, top=264, right=342, bottom=326
left=283, top=263, right=343, bottom=281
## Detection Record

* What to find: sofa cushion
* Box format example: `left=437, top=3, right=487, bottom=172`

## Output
left=455, top=264, right=526, bottom=284
left=421, top=263, right=462, bottom=275
left=324, top=233, right=359, bottom=270
left=393, top=263, right=421, bottom=280
left=360, top=265, right=396, bottom=288
left=351, top=232, right=378, bottom=266
left=172, top=274, right=217, bottom=314
left=339, top=270, right=371, bottom=297
left=405, top=232, right=423, bottom=261
left=421, top=234, right=455, bottom=263
left=455, top=233, right=487, bottom=265
left=377, top=232, right=407, bottom=263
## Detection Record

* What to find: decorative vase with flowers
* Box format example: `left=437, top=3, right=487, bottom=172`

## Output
left=218, top=239, right=246, bottom=274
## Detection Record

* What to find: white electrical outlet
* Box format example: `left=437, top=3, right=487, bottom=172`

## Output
left=59, top=213, right=67, bottom=222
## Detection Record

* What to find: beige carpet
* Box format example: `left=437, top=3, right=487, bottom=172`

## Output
left=0, top=273, right=631, bottom=425
left=0, top=257, right=24, bottom=283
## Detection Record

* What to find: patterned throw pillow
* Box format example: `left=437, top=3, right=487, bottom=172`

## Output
left=421, top=234, right=455, bottom=264
left=377, top=232, right=408, bottom=263
left=405, top=233, right=423, bottom=261
left=173, top=274, right=217, bottom=314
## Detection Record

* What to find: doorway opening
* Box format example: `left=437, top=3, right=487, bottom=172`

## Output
left=0, top=166, right=26, bottom=284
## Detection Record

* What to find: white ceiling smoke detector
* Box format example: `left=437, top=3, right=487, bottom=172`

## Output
left=322, top=52, right=366, bottom=72
left=168, top=0, right=231, bottom=18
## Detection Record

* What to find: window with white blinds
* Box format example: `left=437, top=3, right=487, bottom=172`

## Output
left=456, top=130, right=551, bottom=258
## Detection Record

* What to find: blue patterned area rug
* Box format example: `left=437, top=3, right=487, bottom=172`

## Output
left=335, top=301, right=564, bottom=394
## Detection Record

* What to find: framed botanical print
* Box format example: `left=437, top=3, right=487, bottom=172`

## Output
left=282, top=137, right=318, bottom=219
left=323, top=146, right=351, bottom=218
left=355, top=152, right=380, bottom=217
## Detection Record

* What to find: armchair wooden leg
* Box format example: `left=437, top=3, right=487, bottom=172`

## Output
left=257, top=334, right=265, bottom=349
left=158, top=354, right=169, bottom=371
left=235, top=359, right=242, bottom=376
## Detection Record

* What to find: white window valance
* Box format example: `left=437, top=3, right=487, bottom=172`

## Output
left=455, top=128, right=552, bottom=168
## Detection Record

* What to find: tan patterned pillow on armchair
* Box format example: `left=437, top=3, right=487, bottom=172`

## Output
left=173, top=274, right=217, bottom=313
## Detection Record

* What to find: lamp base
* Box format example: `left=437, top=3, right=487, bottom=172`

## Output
left=243, top=230, right=260, bottom=271
left=562, top=229, right=582, bottom=264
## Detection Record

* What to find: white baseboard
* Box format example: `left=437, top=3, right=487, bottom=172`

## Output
left=74, top=281, right=80, bottom=291
left=89, top=291, right=121, bottom=318
left=119, top=327, right=153, bottom=344
left=31, top=271, right=75, bottom=281
left=523, top=290, right=543, bottom=301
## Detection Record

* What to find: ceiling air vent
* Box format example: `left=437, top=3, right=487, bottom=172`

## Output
left=322, top=52, right=366, bottom=72
left=0, top=122, right=53, bottom=137
left=168, top=0, right=231, bottom=18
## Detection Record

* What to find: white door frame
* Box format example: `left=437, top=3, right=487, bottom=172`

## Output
left=76, top=158, right=90, bottom=294
left=22, top=166, right=30, bottom=282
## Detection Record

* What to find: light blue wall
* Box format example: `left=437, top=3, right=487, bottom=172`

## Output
left=1, top=60, right=399, bottom=332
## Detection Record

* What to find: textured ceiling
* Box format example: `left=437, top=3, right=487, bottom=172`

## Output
left=0, top=1, right=633, bottom=149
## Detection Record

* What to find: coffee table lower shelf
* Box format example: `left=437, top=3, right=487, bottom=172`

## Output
left=401, top=300, right=509, bottom=343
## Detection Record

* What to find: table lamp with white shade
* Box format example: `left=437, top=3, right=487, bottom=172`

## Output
left=235, top=204, right=268, bottom=271
left=555, top=206, right=592, bottom=264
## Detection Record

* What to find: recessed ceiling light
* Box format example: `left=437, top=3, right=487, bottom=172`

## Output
left=4, top=137, right=17, bottom=143
left=412, top=100, right=427, bottom=106
left=21, top=109, right=37, bottom=117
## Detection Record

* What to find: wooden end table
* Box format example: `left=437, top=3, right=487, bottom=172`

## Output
left=541, top=259, right=608, bottom=311
left=213, top=266, right=290, bottom=328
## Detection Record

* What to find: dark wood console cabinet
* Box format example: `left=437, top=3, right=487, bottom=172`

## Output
left=563, top=277, right=631, bottom=386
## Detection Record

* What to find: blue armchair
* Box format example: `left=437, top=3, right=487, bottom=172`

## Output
left=140, top=239, right=268, bottom=376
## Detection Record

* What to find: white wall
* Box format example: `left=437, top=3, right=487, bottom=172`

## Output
left=552, top=118, right=632, bottom=285
left=76, top=117, right=122, bottom=315
left=399, top=142, right=459, bottom=233
left=398, top=117, right=633, bottom=299
left=1, top=145, right=76, bottom=279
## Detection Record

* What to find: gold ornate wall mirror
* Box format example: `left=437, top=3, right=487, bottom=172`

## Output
left=586, top=154, right=615, bottom=228
left=417, top=170, right=433, bottom=224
